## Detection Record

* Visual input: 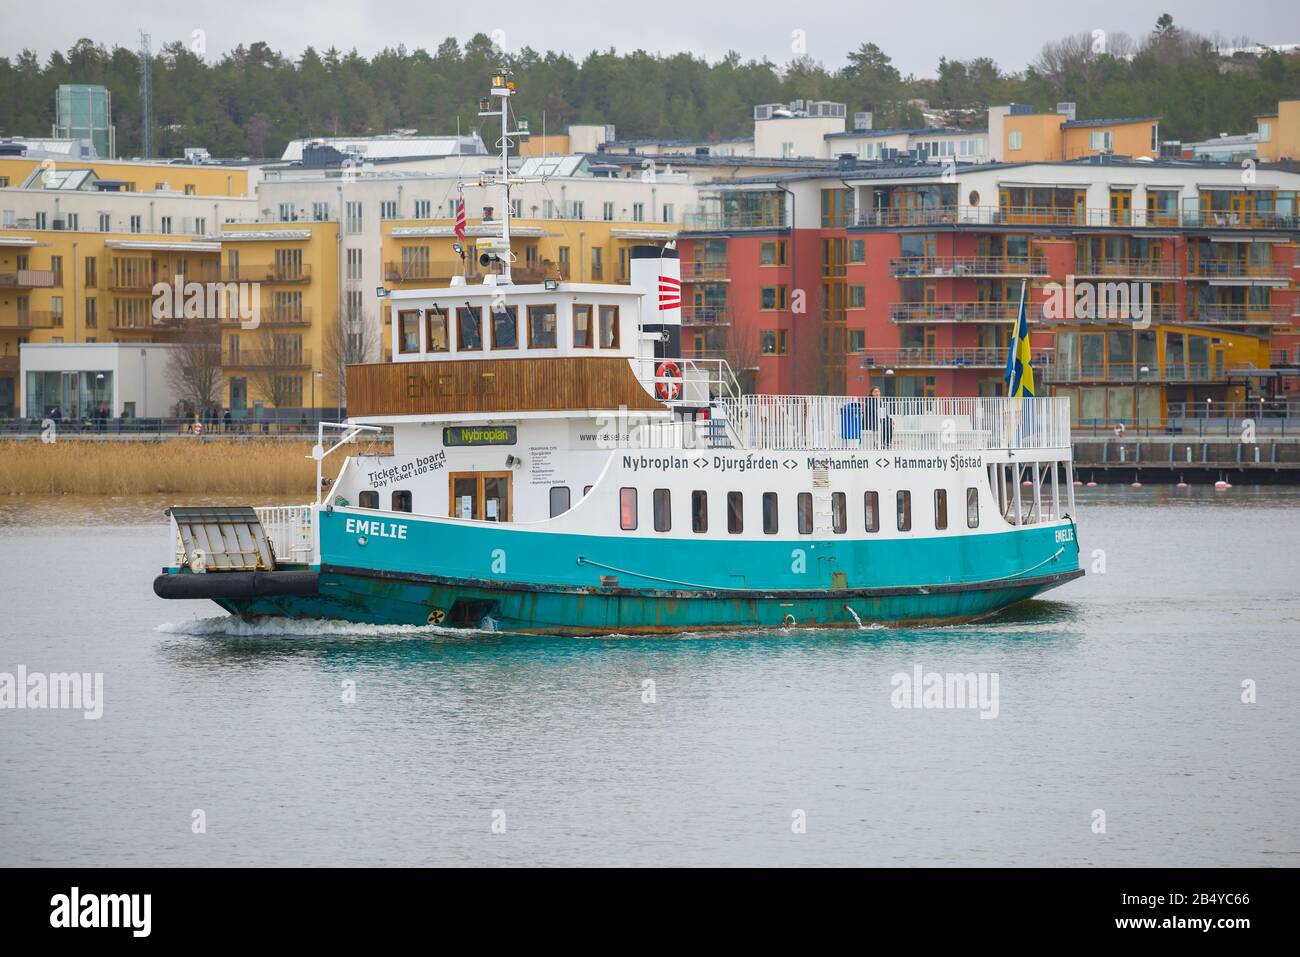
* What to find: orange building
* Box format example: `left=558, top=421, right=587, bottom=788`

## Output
left=1004, top=110, right=1159, bottom=162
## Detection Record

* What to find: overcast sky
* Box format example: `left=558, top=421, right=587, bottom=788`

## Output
left=3, top=0, right=1297, bottom=76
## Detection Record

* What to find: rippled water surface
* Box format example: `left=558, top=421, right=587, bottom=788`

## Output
left=1, top=488, right=1297, bottom=866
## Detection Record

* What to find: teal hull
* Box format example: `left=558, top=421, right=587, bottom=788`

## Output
left=218, top=564, right=1083, bottom=635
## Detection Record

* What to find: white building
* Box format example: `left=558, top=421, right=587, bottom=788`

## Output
left=20, top=342, right=180, bottom=419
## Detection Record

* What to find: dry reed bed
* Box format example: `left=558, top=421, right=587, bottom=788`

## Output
left=0, top=439, right=391, bottom=496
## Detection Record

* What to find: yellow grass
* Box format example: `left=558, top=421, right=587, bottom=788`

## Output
left=0, top=439, right=391, bottom=496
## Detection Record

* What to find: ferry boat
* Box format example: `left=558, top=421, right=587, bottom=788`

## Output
left=153, top=72, right=1083, bottom=634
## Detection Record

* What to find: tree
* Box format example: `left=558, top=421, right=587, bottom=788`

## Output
left=164, top=318, right=222, bottom=415
left=324, top=310, right=378, bottom=414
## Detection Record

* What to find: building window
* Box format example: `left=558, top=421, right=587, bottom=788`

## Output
left=346, top=248, right=363, bottom=280
left=457, top=306, right=482, bottom=351
left=550, top=487, right=571, bottom=517
left=966, top=487, right=980, bottom=528
left=896, top=490, right=911, bottom=531
left=64, top=213, right=79, bottom=230
left=345, top=202, right=362, bottom=233
left=797, top=492, right=813, bottom=534
left=1090, top=130, right=1113, bottom=151
left=760, top=240, right=787, bottom=266
left=760, top=329, right=787, bottom=354
left=398, top=310, right=420, bottom=353
left=848, top=239, right=865, bottom=263
left=99, top=213, right=111, bottom=232
left=691, top=491, right=708, bottom=532
left=632, top=203, right=645, bottom=222
left=1008, top=131, right=1022, bottom=151
left=727, top=492, right=743, bottom=533
left=762, top=492, right=778, bottom=534
left=848, top=285, right=865, bottom=309
left=194, top=217, right=206, bottom=235
left=129, top=215, right=141, bottom=233
left=865, top=491, right=879, bottom=532
left=277, top=203, right=295, bottom=222
left=662, top=203, right=674, bottom=223
left=848, top=329, right=865, bottom=352
left=527, top=304, right=557, bottom=348
left=392, top=490, right=412, bottom=512
left=653, top=489, right=672, bottom=532
left=311, top=201, right=330, bottom=221
left=619, top=487, right=638, bottom=530
left=572, top=304, right=593, bottom=347
left=85, top=297, right=97, bottom=328
left=1259, top=122, right=1272, bottom=142
left=380, top=200, right=398, bottom=220
left=602, top=201, right=614, bottom=221
left=934, top=489, right=948, bottom=530
left=599, top=305, right=619, bottom=348
left=760, top=286, right=788, bottom=310
left=591, top=247, right=603, bottom=281
left=413, top=199, right=431, bottom=219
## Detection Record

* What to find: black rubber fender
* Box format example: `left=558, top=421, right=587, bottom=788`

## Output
left=153, top=570, right=319, bottom=600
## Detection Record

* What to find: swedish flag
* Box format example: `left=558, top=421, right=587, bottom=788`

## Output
left=1004, top=280, right=1035, bottom=397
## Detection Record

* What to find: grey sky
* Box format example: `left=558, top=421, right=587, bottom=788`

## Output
left=3, top=0, right=1297, bottom=77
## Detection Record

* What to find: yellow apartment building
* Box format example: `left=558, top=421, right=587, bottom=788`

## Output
left=1004, top=111, right=1160, bottom=162
left=0, top=156, right=256, bottom=197
left=1256, top=100, right=1300, bottom=163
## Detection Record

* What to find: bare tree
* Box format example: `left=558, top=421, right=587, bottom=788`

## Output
left=244, top=331, right=305, bottom=410
left=324, top=310, right=379, bottom=414
left=165, top=317, right=222, bottom=415
left=722, top=316, right=760, bottom=395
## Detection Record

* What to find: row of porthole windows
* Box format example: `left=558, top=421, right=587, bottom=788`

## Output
left=357, top=490, right=411, bottom=512
left=398, top=304, right=621, bottom=354
left=619, top=488, right=981, bottom=534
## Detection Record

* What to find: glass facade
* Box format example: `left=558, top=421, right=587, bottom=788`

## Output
left=25, top=370, right=113, bottom=419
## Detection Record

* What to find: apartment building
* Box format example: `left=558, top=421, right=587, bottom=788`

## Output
left=0, top=155, right=259, bottom=196
left=677, top=156, right=1300, bottom=424
left=1255, top=99, right=1300, bottom=163
left=1001, top=104, right=1160, bottom=162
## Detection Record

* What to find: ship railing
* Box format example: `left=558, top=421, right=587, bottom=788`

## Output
left=715, top=396, right=1072, bottom=453
left=631, top=355, right=744, bottom=405
left=254, top=505, right=315, bottom=565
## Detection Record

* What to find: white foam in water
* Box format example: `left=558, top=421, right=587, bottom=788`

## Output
left=156, top=615, right=479, bottom=639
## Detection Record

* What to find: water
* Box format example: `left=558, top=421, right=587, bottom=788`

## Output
left=1, top=488, right=1297, bottom=866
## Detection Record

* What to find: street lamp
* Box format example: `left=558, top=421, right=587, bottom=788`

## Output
left=312, top=370, right=323, bottom=424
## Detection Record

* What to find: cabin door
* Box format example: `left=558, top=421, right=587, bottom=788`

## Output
left=449, top=471, right=513, bottom=522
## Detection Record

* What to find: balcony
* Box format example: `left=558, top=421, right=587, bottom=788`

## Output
left=889, top=256, right=1047, bottom=278
left=854, top=205, right=1300, bottom=231
left=681, top=261, right=730, bottom=282
left=220, top=306, right=314, bottom=327
left=859, top=347, right=1011, bottom=370
left=222, top=264, right=312, bottom=284
left=1073, top=258, right=1179, bottom=280
left=384, top=260, right=471, bottom=283
left=889, top=301, right=1020, bottom=323
left=1185, top=260, right=1290, bottom=282
left=1190, top=303, right=1292, bottom=325
left=1041, top=362, right=1244, bottom=384
left=681, top=305, right=730, bottom=326
left=221, top=348, right=313, bottom=369
left=682, top=210, right=788, bottom=232
left=0, top=310, right=60, bottom=330
left=0, top=269, right=56, bottom=289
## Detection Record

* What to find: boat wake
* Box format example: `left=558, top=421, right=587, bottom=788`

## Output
left=156, top=615, right=490, bottom=640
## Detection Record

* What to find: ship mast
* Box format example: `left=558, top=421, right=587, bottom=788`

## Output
left=478, top=70, right=532, bottom=285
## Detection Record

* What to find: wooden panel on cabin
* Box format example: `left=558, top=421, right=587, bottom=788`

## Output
left=346, top=357, right=665, bottom=417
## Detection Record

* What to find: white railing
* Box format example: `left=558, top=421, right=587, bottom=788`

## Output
left=716, top=396, right=1071, bottom=453
left=255, top=505, right=315, bottom=564
left=631, top=355, right=744, bottom=404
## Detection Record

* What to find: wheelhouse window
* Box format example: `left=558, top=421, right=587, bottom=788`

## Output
left=398, top=310, right=420, bottom=354
left=966, top=487, right=979, bottom=528
left=527, top=303, right=557, bottom=348
left=865, top=491, right=879, bottom=532
left=691, top=491, right=708, bottom=532
left=896, top=490, right=911, bottom=531
left=798, top=492, right=813, bottom=534
left=457, top=306, right=482, bottom=351
left=490, top=304, right=517, bottom=349
left=358, top=490, right=379, bottom=509
left=653, top=489, right=671, bottom=532
left=619, top=487, right=637, bottom=530
left=426, top=306, right=449, bottom=353
left=599, top=305, right=620, bottom=348
left=934, top=489, right=948, bottom=530
left=727, top=492, right=743, bottom=533
left=762, top=492, right=778, bottom=534
left=392, top=490, right=412, bottom=512
left=831, top=492, right=847, bottom=533
left=573, top=304, right=593, bottom=348
left=549, top=486, right=571, bottom=517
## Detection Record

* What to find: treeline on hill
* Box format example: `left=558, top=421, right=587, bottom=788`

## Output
left=1, top=17, right=1297, bottom=159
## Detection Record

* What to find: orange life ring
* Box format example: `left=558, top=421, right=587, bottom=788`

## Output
left=655, top=360, right=682, bottom=400
left=1113, top=422, right=1126, bottom=437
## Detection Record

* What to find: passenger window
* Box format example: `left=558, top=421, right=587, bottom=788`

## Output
left=619, top=487, right=637, bottom=530
left=490, top=303, right=517, bottom=349
left=831, top=492, right=846, bottom=534
left=398, top=310, right=420, bottom=354
left=457, top=306, right=482, bottom=351
left=691, top=490, right=708, bottom=533
left=550, top=486, right=571, bottom=517
left=896, top=490, right=911, bottom=532
left=727, top=492, right=743, bottom=534
left=934, top=489, right=948, bottom=530
left=583, top=485, right=593, bottom=497
left=426, top=306, right=449, bottom=352
left=573, top=304, right=594, bottom=348
left=527, top=304, right=557, bottom=348
left=358, top=490, right=379, bottom=509
left=762, top=492, right=778, bottom=534
left=966, top=487, right=979, bottom=528
left=391, top=490, right=412, bottom=512
left=797, top=492, right=813, bottom=534
left=653, top=489, right=671, bottom=532
left=864, top=491, right=879, bottom=533
left=599, top=305, right=620, bottom=348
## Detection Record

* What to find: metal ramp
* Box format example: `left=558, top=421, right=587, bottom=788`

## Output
left=168, top=506, right=277, bottom=572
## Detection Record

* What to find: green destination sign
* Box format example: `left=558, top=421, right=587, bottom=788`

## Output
left=444, top=425, right=518, bottom=447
